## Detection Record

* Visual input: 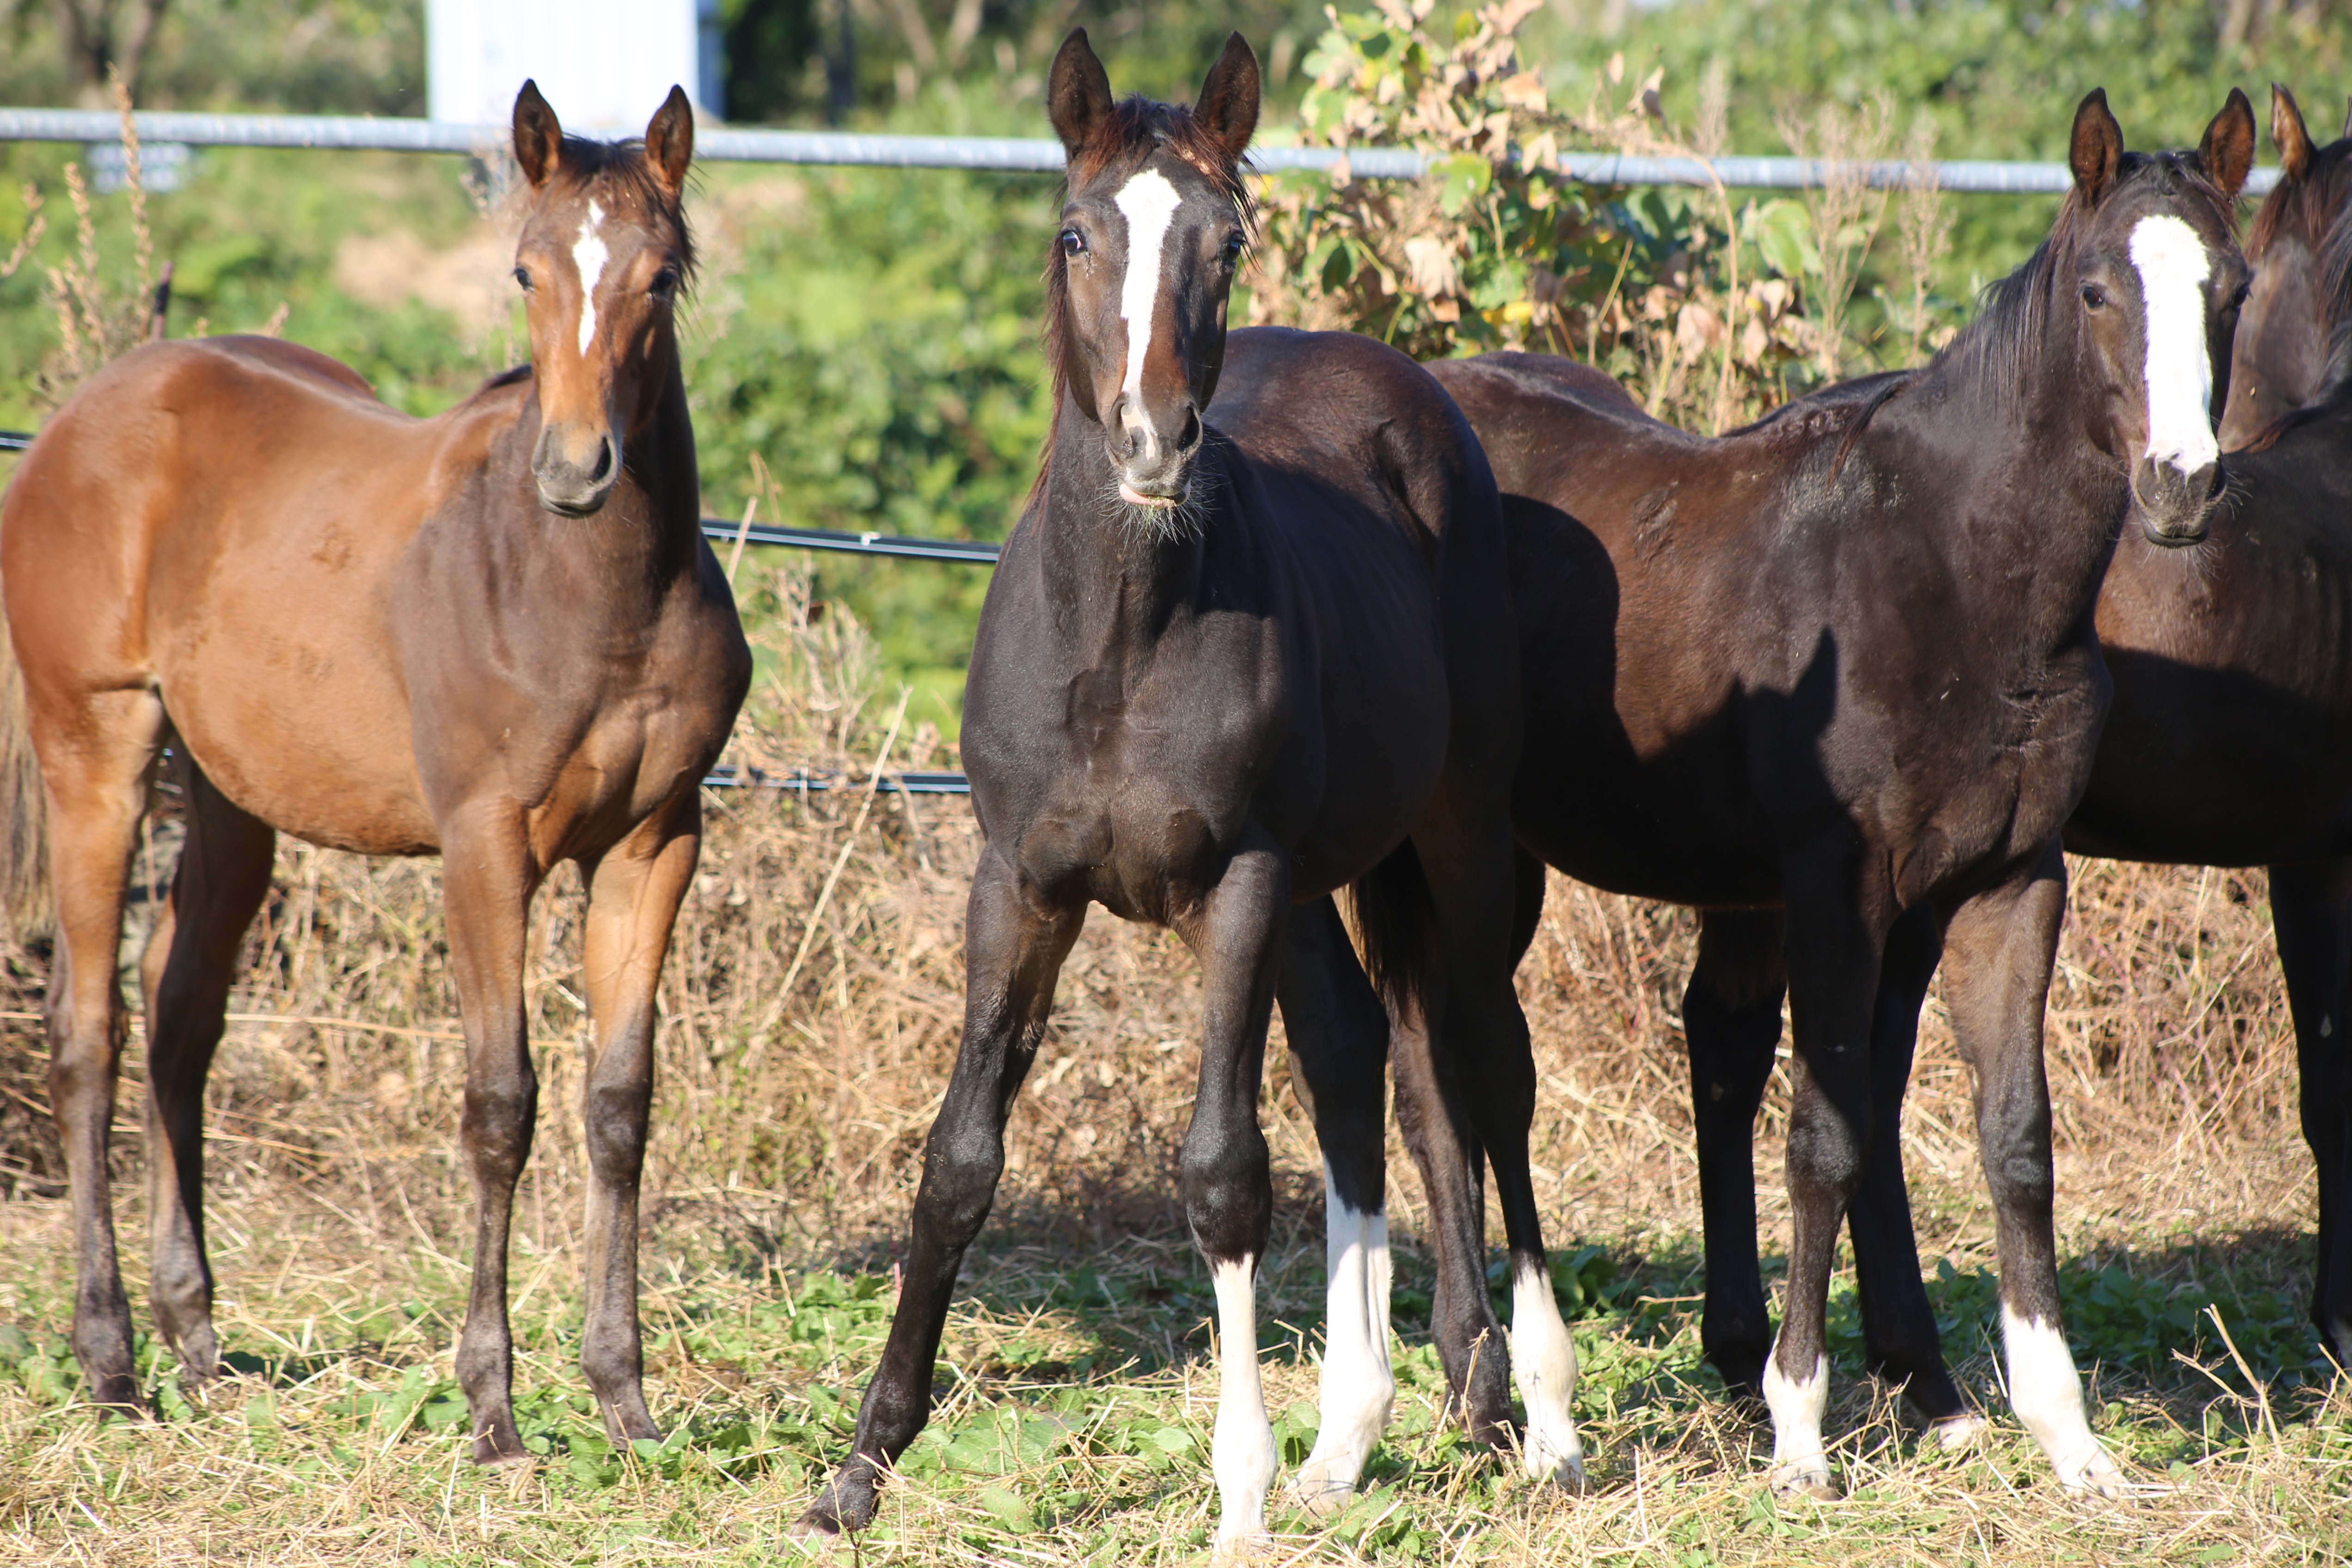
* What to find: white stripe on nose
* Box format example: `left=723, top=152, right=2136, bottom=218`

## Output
left=573, top=199, right=609, bottom=358
left=2129, top=214, right=2216, bottom=475
left=1114, top=169, right=1184, bottom=444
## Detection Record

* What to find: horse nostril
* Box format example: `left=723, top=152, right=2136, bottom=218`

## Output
left=1177, top=405, right=1201, bottom=451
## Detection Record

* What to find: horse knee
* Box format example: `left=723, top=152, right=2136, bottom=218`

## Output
left=1182, top=1130, right=1272, bottom=1262
left=914, top=1133, right=1005, bottom=1248
left=1786, top=1103, right=1869, bottom=1199
left=461, top=1079, right=538, bottom=1184
left=582, top=1080, right=652, bottom=1185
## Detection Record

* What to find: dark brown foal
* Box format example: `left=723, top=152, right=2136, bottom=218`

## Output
left=1432, top=90, right=2253, bottom=1495
left=0, top=81, right=747, bottom=1464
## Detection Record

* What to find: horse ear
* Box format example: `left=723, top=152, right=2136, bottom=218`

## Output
left=2342, top=93, right=2352, bottom=141
left=2069, top=88, right=2122, bottom=207
left=645, top=84, right=694, bottom=194
left=1194, top=32, right=1261, bottom=159
left=513, top=79, right=562, bottom=190
left=2202, top=86, right=2257, bottom=201
left=2272, top=83, right=2313, bottom=182
left=1048, top=29, right=1115, bottom=159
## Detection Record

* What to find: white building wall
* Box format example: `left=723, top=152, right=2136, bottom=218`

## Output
left=427, top=0, right=719, bottom=130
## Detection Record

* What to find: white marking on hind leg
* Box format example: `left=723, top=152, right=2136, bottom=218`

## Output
left=1210, top=1255, right=1278, bottom=1546
left=1290, top=1176, right=1395, bottom=1512
left=1509, top=1259, right=1585, bottom=1487
left=572, top=199, right=609, bottom=357
left=2001, top=1305, right=2124, bottom=1493
left=1763, top=1337, right=1833, bottom=1496
left=2128, top=213, right=2217, bottom=476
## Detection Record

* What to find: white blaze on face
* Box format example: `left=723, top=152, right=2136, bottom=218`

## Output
left=1208, top=1255, right=1278, bottom=1544
left=2129, top=213, right=2218, bottom=475
left=1291, top=1176, right=1396, bottom=1507
left=2000, top=1304, right=2123, bottom=1491
left=1113, top=168, right=1184, bottom=449
left=1762, top=1335, right=1831, bottom=1493
left=572, top=199, right=609, bottom=358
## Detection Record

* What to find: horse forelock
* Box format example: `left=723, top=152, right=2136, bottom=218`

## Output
left=537, top=134, right=698, bottom=286
left=1034, top=95, right=1255, bottom=509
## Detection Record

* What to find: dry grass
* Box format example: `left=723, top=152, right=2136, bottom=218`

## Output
left=0, top=557, right=2341, bottom=1564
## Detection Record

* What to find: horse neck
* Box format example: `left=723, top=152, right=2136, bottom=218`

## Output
left=1031, top=389, right=1207, bottom=674
left=1897, top=310, right=2125, bottom=637
left=504, top=357, right=702, bottom=607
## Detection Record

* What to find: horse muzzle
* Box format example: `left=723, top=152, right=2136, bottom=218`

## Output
left=1110, top=395, right=1203, bottom=509
left=2129, top=453, right=2219, bottom=547
left=533, top=426, right=622, bottom=517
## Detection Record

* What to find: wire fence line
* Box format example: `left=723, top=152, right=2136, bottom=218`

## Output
left=0, top=107, right=2283, bottom=194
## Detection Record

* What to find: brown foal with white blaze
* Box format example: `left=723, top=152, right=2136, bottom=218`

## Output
left=0, top=81, right=748, bottom=1463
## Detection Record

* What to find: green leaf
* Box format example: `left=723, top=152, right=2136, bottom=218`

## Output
left=1432, top=154, right=1493, bottom=217
left=1746, top=199, right=1822, bottom=281
left=979, top=1484, right=1035, bottom=1533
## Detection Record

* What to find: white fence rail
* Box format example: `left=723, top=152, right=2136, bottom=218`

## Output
left=0, top=107, right=2283, bottom=193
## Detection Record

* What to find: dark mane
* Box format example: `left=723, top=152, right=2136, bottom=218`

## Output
left=2246, top=138, right=2352, bottom=404
left=1033, top=96, right=1255, bottom=507
left=551, top=134, right=698, bottom=282
left=1932, top=150, right=2235, bottom=404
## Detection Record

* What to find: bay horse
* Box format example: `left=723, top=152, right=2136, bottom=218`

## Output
left=1427, top=89, right=2254, bottom=1496
left=1775, top=80, right=2352, bottom=1415
left=802, top=30, right=1563, bottom=1545
left=0, top=83, right=749, bottom=1464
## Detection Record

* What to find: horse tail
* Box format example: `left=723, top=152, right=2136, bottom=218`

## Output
left=0, top=606, right=51, bottom=944
left=1344, top=837, right=1441, bottom=1032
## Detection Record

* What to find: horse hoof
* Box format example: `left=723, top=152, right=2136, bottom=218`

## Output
left=1927, top=1411, right=1989, bottom=1451
left=470, top=1428, right=533, bottom=1468
left=1283, top=1475, right=1355, bottom=1520
left=1768, top=1463, right=1837, bottom=1501
left=2059, top=1446, right=2129, bottom=1498
left=89, top=1372, right=144, bottom=1414
left=1211, top=1529, right=1275, bottom=1564
left=800, top=1466, right=880, bottom=1538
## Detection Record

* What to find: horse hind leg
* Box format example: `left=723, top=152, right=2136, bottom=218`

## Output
left=1275, top=896, right=1396, bottom=1513
left=139, top=754, right=275, bottom=1386
left=572, top=790, right=703, bottom=1445
left=1682, top=908, right=1788, bottom=1402
left=36, top=686, right=167, bottom=1409
left=2266, top=858, right=2352, bottom=1364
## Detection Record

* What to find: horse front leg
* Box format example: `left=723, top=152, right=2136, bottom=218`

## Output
left=1940, top=842, right=2122, bottom=1494
left=1767, top=849, right=1893, bottom=1499
left=1682, top=908, right=1788, bottom=1402
left=37, top=688, right=165, bottom=1410
left=139, top=759, right=275, bottom=1387
left=1847, top=903, right=1975, bottom=1438
left=572, top=787, right=702, bottom=1446
left=2267, top=858, right=2352, bottom=1364
left=440, top=808, right=543, bottom=1465
left=1175, top=836, right=1289, bottom=1547
left=1275, top=895, right=1395, bottom=1513
left=799, top=844, right=1082, bottom=1536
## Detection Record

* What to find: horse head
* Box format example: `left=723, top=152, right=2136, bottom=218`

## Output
left=508, top=81, right=695, bottom=518
left=1043, top=28, right=1258, bottom=526
left=2062, top=87, right=2253, bottom=545
left=2223, top=84, right=2352, bottom=448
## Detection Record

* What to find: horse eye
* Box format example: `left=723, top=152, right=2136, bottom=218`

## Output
left=651, top=266, right=680, bottom=297
left=513, top=266, right=533, bottom=291
left=1221, top=233, right=1246, bottom=263
left=2230, top=281, right=2252, bottom=309
left=1060, top=228, right=1086, bottom=257
left=2080, top=284, right=2107, bottom=311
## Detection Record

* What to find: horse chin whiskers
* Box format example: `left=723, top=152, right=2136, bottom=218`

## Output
left=1099, top=471, right=1207, bottom=544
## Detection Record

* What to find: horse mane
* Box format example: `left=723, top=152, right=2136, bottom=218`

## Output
left=2246, top=139, right=2352, bottom=404
left=547, top=133, right=698, bottom=284
left=1930, top=151, right=2235, bottom=408
left=1032, top=96, right=1254, bottom=508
